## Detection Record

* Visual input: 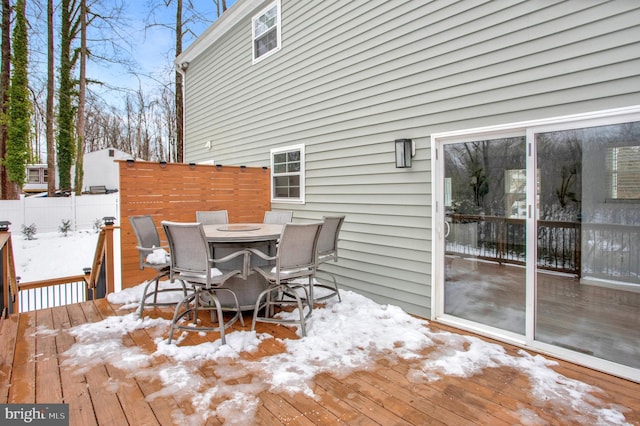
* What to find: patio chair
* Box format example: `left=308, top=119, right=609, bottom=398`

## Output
left=263, top=210, right=293, bottom=224
left=196, top=210, right=229, bottom=225
left=312, top=215, right=346, bottom=303
left=249, top=222, right=323, bottom=337
left=162, top=220, right=248, bottom=344
left=129, top=215, right=187, bottom=317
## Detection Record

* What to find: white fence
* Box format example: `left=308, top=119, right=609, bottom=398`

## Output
left=0, top=193, right=119, bottom=233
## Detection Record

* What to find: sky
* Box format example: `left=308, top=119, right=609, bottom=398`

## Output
left=82, top=0, right=237, bottom=107
left=14, top=230, right=634, bottom=425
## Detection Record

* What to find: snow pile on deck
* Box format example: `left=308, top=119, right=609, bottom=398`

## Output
left=41, top=286, right=627, bottom=425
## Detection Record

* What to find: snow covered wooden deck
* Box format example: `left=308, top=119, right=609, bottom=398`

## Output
left=1, top=297, right=639, bottom=425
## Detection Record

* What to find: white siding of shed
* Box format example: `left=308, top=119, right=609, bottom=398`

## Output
left=181, top=0, right=640, bottom=317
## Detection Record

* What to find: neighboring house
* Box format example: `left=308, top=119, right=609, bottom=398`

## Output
left=177, top=0, right=640, bottom=382
left=23, top=164, right=49, bottom=193
left=24, top=148, right=131, bottom=195
left=81, top=148, right=131, bottom=193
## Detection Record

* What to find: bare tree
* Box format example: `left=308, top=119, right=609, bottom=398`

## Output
left=175, top=0, right=183, bottom=163
left=46, top=0, right=56, bottom=195
left=0, top=0, right=10, bottom=199
left=74, top=0, right=87, bottom=195
left=146, top=0, right=228, bottom=163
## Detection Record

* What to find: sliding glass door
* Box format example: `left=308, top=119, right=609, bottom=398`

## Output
left=436, top=112, right=640, bottom=376
left=443, top=136, right=527, bottom=335
left=535, top=122, right=640, bottom=368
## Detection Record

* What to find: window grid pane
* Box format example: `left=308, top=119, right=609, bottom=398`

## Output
left=253, top=2, right=279, bottom=60
left=272, top=148, right=301, bottom=200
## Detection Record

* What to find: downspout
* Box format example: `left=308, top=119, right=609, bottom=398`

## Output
left=177, top=61, right=188, bottom=163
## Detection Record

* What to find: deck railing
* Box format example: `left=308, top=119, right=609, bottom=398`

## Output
left=15, top=275, right=90, bottom=312
left=0, top=218, right=117, bottom=316
left=447, top=214, right=640, bottom=281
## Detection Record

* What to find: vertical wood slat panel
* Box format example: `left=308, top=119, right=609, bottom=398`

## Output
left=118, top=161, right=271, bottom=289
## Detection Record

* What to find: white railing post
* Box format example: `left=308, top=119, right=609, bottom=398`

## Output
left=19, top=194, right=25, bottom=231
left=71, top=192, right=77, bottom=231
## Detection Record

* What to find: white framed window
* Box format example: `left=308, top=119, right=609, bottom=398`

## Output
left=252, top=1, right=281, bottom=63
left=271, top=144, right=305, bottom=204
left=607, top=145, right=640, bottom=200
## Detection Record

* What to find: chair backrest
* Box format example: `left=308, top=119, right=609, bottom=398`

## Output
left=263, top=210, right=293, bottom=224
left=317, top=216, right=345, bottom=263
left=161, top=221, right=211, bottom=284
left=276, top=222, right=323, bottom=274
left=129, top=215, right=162, bottom=268
left=196, top=210, right=228, bottom=225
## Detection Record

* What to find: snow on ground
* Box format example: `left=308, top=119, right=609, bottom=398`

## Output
left=12, top=230, right=99, bottom=282
left=15, top=231, right=633, bottom=425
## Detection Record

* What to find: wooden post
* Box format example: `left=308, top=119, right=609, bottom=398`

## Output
left=102, top=217, right=117, bottom=295
left=0, top=221, right=17, bottom=316
left=1, top=233, right=10, bottom=316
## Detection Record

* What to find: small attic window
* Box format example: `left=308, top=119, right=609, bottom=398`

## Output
left=108, top=149, right=115, bottom=157
left=252, top=1, right=281, bottom=63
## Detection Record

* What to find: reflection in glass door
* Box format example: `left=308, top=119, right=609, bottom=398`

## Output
left=535, top=122, right=640, bottom=369
left=443, top=137, right=527, bottom=334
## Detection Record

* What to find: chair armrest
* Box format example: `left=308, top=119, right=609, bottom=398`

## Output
left=246, top=247, right=276, bottom=262
left=210, top=249, right=251, bottom=279
left=136, top=244, right=169, bottom=252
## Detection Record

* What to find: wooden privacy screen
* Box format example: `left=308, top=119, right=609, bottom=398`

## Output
left=118, top=161, right=271, bottom=289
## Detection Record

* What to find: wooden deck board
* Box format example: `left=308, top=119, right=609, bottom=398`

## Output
left=1, top=299, right=639, bottom=426
left=77, top=302, right=131, bottom=426
left=35, top=308, right=63, bottom=403
left=52, top=304, right=97, bottom=426
left=101, top=302, right=187, bottom=426
left=8, top=310, right=36, bottom=403
left=0, top=312, right=18, bottom=403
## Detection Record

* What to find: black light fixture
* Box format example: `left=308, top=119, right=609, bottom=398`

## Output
left=262, top=166, right=268, bottom=171
left=159, top=160, right=167, bottom=168
left=103, top=216, right=116, bottom=226
left=240, top=165, right=247, bottom=169
left=189, top=162, right=196, bottom=170
left=395, top=139, right=414, bottom=168
left=0, top=221, right=11, bottom=232
left=126, top=158, right=135, bottom=167
left=83, top=267, right=92, bottom=275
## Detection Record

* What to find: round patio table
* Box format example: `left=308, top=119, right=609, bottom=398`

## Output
left=202, top=223, right=283, bottom=310
left=203, top=223, right=283, bottom=243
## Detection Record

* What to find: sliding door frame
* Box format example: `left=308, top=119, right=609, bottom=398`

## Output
left=431, top=105, right=640, bottom=383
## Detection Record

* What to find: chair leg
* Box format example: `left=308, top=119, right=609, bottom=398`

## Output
left=138, top=274, right=164, bottom=317
left=294, top=291, right=307, bottom=337
left=138, top=271, right=188, bottom=318
left=307, top=276, right=314, bottom=311
left=252, top=284, right=310, bottom=337
left=167, top=291, right=197, bottom=344
left=168, top=287, right=244, bottom=345
left=311, top=269, right=341, bottom=303
left=208, top=291, right=226, bottom=345
left=206, top=288, right=245, bottom=328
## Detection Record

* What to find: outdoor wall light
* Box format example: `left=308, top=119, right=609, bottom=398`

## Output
left=216, top=164, right=222, bottom=168
left=0, top=221, right=11, bottom=232
left=189, top=162, right=196, bottom=169
left=126, top=159, right=135, bottom=167
left=102, top=216, right=116, bottom=226
left=395, top=139, right=414, bottom=168
left=159, top=160, right=167, bottom=168
left=262, top=166, right=268, bottom=171
left=240, top=165, right=247, bottom=169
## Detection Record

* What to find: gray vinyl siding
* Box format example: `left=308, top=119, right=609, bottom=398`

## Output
left=181, top=0, right=640, bottom=318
